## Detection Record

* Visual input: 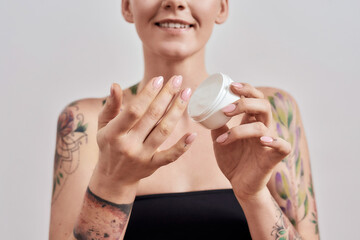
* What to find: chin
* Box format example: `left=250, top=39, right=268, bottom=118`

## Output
left=155, top=42, right=199, bottom=60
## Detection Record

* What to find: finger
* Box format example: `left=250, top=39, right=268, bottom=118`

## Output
left=240, top=114, right=257, bottom=125
left=215, top=122, right=269, bottom=145
left=130, top=75, right=183, bottom=140
left=98, top=83, right=123, bottom=130
left=230, top=82, right=264, bottom=99
left=106, top=76, right=164, bottom=136
left=151, top=132, right=197, bottom=168
left=237, top=95, right=257, bottom=125
left=221, top=98, right=272, bottom=127
left=211, top=124, right=230, bottom=142
left=143, top=87, right=191, bottom=149
left=260, top=136, right=292, bottom=159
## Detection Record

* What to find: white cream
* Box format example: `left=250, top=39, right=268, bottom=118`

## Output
left=188, top=73, right=240, bottom=129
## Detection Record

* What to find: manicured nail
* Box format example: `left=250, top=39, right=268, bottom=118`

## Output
left=216, top=132, right=229, bottom=143
left=185, top=132, right=197, bottom=145
left=260, top=136, right=273, bottom=143
left=231, top=82, right=243, bottom=89
left=153, top=76, right=164, bottom=89
left=222, top=103, right=236, bottom=113
left=172, top=75, right=183, bottom=88
left=181, top=88, right=192, bottom=101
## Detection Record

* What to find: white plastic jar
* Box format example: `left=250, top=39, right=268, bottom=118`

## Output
left=187, top=73, right=240, bottom=129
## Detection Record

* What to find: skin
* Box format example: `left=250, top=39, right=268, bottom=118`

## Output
left=49, top=0, right=319, bottom=239
left=52, top=101, right=88, bottom=204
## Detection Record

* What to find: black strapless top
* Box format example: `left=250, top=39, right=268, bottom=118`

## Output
left=124, top=189, right=251, bottom=239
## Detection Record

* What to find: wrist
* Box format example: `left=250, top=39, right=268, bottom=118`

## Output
left=234, top=187, right=272, bottom=208
left=89, top=165, right=139, bottom=204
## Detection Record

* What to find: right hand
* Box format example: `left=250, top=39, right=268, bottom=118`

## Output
left=90, top=76, right=196, bottom=200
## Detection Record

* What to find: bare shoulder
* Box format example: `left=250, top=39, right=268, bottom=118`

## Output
left=257, top=86, right=298, bottom=103
left=53, top=97, right=106, bottom=175
left=60, top=97, right=107, bottom=117
left=257, top=86, right=302, bottom=135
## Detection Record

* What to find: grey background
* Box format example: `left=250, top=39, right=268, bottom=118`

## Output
left=1, top=0, right=359, bottom=239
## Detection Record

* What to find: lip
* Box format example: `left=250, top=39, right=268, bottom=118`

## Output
left=155, top=18, right=195, bottom=26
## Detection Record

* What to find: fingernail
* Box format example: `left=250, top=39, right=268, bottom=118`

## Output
left=231, top=82, right=243, bottom=89
left=110, top=84, right=115, bottom=97
left=181, top=88, right=192, bottom=101
left=222, top=103, right=236, bottom=113
left=216, top=132, right=229, bottom=143
left=260, top=136, right=273, bottom=143
left=185, top=132, right=197, bottom=145
left=153, top=76, right=164, bottom=89
left=172, top=75, right=183, bottom=88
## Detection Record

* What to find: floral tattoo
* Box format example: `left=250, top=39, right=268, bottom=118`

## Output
left=269, top=92, right=318, bottom=234
left=52, top=101, right=88, bottom=203
left=271, top=197, right=303, bottom=240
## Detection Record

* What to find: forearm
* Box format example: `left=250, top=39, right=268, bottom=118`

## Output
left=72, top=187, right=134, bottom=240
left=71, top=169, right=139, bottom=240
left=236, top=188, right=303, bottom=240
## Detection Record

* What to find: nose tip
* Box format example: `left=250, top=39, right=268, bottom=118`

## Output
left=161, top=0, right=186, bottom=11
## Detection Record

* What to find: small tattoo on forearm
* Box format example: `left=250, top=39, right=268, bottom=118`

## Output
left=271, top=197, right=302, bottom=240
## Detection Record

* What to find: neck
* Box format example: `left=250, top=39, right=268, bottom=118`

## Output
left=138, top=46, right=209, bottom=94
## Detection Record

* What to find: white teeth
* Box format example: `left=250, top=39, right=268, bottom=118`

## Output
left=159, top=22, right=191, bottom=29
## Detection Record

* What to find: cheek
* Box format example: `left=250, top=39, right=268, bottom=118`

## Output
left=132, top=0, right=159, bottom=40
left=191, top=2, right=219, bottom=38
left=191, top=0, right=220, bottom=23
left=194, top=16, right=217, bottom=48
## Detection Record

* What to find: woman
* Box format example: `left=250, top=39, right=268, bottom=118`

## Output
left=49, top=0, right=319, bottom=239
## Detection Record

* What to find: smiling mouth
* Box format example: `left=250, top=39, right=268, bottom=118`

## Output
left=155, top=22, right=194, bottom=29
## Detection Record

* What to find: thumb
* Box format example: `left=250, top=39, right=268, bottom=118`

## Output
left=98, top=83, right=123, bottom=130
left=211, top=124, right=230, bottom=142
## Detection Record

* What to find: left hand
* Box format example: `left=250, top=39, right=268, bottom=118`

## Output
left=211, top=82, right=291, bottom=201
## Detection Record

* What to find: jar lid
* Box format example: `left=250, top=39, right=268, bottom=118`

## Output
left=188, top=73, right=227, bottom=122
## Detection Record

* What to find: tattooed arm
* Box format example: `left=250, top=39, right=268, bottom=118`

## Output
left=236, top=187, right=302, bottom=240
left=49, top=99, right=108, bottom=239
left=266, top=89, right=319, bottom=239
left=70, top=187, right=135, bottom=240
left=50, top=98, right=139, bottom=240
left=236, top=88, right=319, bottom=240
left=212, top=84, right=319, bottom=240
left=53, top=78, right=195, bottom=239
